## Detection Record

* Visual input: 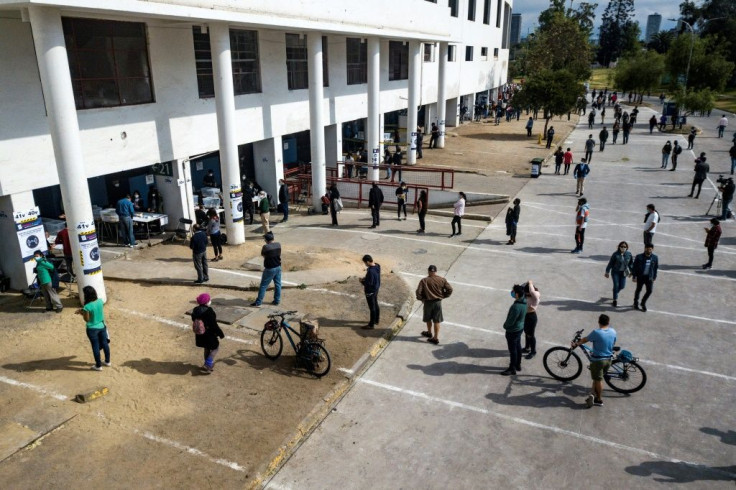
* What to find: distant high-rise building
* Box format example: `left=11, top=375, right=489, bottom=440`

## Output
left=510, top=13, right=522, bottom=45
left=646, top=13, right=662, bottom=42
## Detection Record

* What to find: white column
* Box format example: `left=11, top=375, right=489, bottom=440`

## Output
left=210, top=23, right=245, bottom=245
left=437, top=42, right=448, bottom=149
left=407, top=41, right=421, bottom=165
left=29, top=6, right=105, bottom=304
left=367, top=37, right=381, bottom=182
left=308, top=33, right=327, bottom=209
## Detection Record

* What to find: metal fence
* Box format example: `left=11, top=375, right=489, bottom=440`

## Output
left=327, top=163, right=454, bottom=190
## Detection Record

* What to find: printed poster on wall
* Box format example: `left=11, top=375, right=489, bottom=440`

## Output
left=14, top=207, right=46, bottom=262
left=410, top=132, right=418, bottom=152
left=372, top=148, right=380, bottom=168
left=76, top=220, right=102, bottom=275
left=229, top=184, right=244, bottom=223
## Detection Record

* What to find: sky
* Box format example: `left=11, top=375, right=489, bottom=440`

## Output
left=513, top=0, right=683, bottom=40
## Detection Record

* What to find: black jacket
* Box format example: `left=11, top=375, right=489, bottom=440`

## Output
left=363, top=264, right=381, bottom=294
left=632, top=253, right=658, bottom=280
left=278, top=184, right=289, bottom=204
left=369, top=187, right=384, bottom=207
left=191, top=305, right=224, bottom=349
left=190, top=230, right=208, bottom=254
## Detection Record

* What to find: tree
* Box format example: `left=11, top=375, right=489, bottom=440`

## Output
left=679, top=0, right=736, bottom=86
left=666, top=34, right=735, bottom=92
left=512, top=69, right=584, bottom=135
left=648, top=31, right=674, bottom=54
left=526, top=13, right=593, bottom=81
left=674, top=88, right=715, bottom=115
left=538, top=0, right=598, bottom=37
left=597, top=0, right=636, bottom=66
left=614, top=51, right=666, bottom=102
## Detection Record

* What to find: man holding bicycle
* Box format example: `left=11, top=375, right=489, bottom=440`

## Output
left=571, top=314, right=617, bottom=408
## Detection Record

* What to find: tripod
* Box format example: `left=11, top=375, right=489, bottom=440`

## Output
left=706, top=191, right=722, bottom=217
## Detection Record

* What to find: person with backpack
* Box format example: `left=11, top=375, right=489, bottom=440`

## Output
left=573, top=157, right=590, bottom=196
left=643, top=204, right=660, bottom=247
left=368, top=183, right=384, bottom=228
left=191, top=293, right=225, bottom=374
left=670, top=141, right=682, bottom=171
left=75, top=285, right=110, bottom=371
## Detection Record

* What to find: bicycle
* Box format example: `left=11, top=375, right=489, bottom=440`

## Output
left=542, top=329, right=647, bottom=394
left=260, top=310, right=331, bottom=378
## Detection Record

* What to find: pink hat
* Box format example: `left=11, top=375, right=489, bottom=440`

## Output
left=196, top=293, right=211, bottom=305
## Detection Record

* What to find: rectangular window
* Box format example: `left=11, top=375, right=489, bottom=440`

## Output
left=502, top=3, right=511, bottom=49
left=322, top=36, right=329, bottom=87
left=449, top=0, right=458, bottom=17
left=424, top=43, right=435, bottom=62
left=496, top=0, right=502, bottom=28
left=448, top=45, right=457, bottom=62
left=389, top=41, right=409, bottom=81
left=494, top=47, right=499, bottom=58
left=346, top=38, right=367, bottom=85
left=481, top=47, right=488, bottom=60
left=465, top=46, right=473, bottom=61
left=231, top=29, right=262, bottom=95
left=192, top=26, right=214, bottom=98
left=468, top=0, right=476, bottom=21
left=63, top=17, right=154, bottom=109
left=285, top=33, right=308, bottom=90
left=483, top=0, right=491, bottom=24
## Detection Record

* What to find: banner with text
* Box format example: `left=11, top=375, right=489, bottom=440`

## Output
left=76, top=220, right=102, bottom=275
left=14, top=207, right=46, bottom=262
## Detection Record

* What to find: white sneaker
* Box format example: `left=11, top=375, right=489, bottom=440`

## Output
left=103, top=361, right=112, bottom=367
left=91, top=365, right=103, bottom=371
left=585, top=394, right=594, bottom=408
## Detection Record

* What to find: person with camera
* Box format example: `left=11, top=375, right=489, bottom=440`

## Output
left=718, top=176, right=734, bottom=221
left=703, top=218, right=722, bottom=270
left=688, top=153, right=709, bottom=199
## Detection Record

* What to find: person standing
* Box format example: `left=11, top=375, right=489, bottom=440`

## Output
left=416, top=265, right=453, bottom=345
left=190, top=224, right=209, bottom=284
left=703, top=218, right=722, bottom=270
left=546, top=126, right=555, bottom=149
left=391, top=147, right=403, bottom=183
left=368, top=183, right=384, bottom=228
left=598, top=127, right=609, bottom=152
left=359, top=255, right=381, bottom=329
left=131, top=190, right=144, bottom=212
left=429, top=123, right=439, bottom=149
left=572, top=197, right=589, bottom=254
left=329, top=183, right=340, bottom=226
left=521, top=280, right=540, bottom=359
left=587, top=111, right=595, bottom=129
left=206, top=208, right=223, bottom=262
left=554, top=147, right=564, bottom=175
left=416, top=190, right=428, bottom=234
left=670, top=141, right=682, bottom=171
left=584, top=134, right=595, bottom=163
left=605, top=241, right=633, bottom=308
left=649, top=115, right=657, bottom=134
left=202, top=169, right=217, bottom=188
left=33, top=250, right=63, bottom=313
left=416, top=127, right=424, bottom=159
left=622, top=121, right=632, bottom=144
left=661, top=141, right=672, bottom=169
left=563, top=148, right=573, bottom=175
left=688, top=153, right=709, bottom=198
left=147, top=187, right=163, bottom=213
left=251, top=232, right=282, bottom=307
left=449, top=192, right=466, bottom=237
left=719, top=177, right=734, bottom=220
left=730, top=144, right=736, bottom=175
left=115, top=194, right=136, bottom=248
left=571, top=314, right=616, bottom=408
left=396, top=182, right=408, bottom=220
left=75, top=286, right=110, bottom=371
left=612, top=120, right=620, bottom=144
left=573, top=157, right=590, bottom=196
left=501, top=284, right=526, bottom=376
left=505, top=198, right=520, bottom=245
left=244, top=181, right=256, bottom=224
left=191, top=293, right=225, bottom=374
left=717, top=115, right=728, bottom=138
left=632, top=244, right=658, bottom=312
left=278, top=179, right=289, bottom=223
left=687, top=127, right=696, bottom=150
left=259, top=190, right=272, bottom=233
left=54, top=222, right=74, bottom=277
left=525, top=117, right=534, bottom=137
left=643, top=204, right=659, bottom=247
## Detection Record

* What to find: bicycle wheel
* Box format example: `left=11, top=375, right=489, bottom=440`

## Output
left=543, top=347, right=583, bottom=381
left=260, top=328, right=283, bottom=360
left=604, top=360, right=647, bottom=394
left=308, top=344, right=331, bottom=378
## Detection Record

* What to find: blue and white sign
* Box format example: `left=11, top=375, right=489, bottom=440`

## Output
left=14, top=207, right=46, bottom=262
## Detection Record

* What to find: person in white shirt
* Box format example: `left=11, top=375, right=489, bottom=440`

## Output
left=643, top=203, right=659, bottom=247
left=718, top=115, right=728, bottom=138
left=449, top=192, right=466, bottom=238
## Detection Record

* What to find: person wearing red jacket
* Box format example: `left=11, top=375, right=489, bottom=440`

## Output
left=54, top=223, right=74, bottom=277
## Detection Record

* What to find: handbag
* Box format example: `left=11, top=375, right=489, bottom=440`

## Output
left=334, top=197, right=344, bottom=212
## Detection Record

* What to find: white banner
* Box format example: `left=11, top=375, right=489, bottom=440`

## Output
left=410, top=132, right=418, bottom=152
left=14, top=207, right=46, bottom=262
left=229, top=184, right=244, bottom=223
left=76, top=220, right=102, bottom=275
left=372, top=148, right=380, bottom=168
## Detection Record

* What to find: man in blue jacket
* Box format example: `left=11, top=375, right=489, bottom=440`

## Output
left=359, top=254, right=381, bottom=329
left=115, top=194, right=136, bottom=247
left=632, top=244, right=658, bottom=312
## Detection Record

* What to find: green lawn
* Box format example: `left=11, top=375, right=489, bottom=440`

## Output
left=588, top=68, right=614, bottom=89
left=714, top=89, right=736, bottom=113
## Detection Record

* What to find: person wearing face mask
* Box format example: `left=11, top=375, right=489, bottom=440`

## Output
left=632, top=244, right=659, bottom=312
left=191, top=293, right=224, bottom=374
left=605, top=241, right=633, bottom=308
left=147, top=187, right=163, bottom=213
left=501, top=285, right=527, bottom=376
left=33, top=250, right=63, bottom=313
left=572, top=197, right=590, bottom=254
left=131, top=190, right=144, bottom=212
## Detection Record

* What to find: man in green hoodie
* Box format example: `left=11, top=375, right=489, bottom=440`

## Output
left=501, top=284, right=526, bottom=375
left=33, top=250, right=62, bottom=313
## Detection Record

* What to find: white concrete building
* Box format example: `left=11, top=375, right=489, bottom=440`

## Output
left=0, top=0, right=512, bottom=296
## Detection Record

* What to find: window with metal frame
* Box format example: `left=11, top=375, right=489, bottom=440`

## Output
left=449, top=0, right=458, bottom=17
left=465, top=46, right=473, bottom=61
left=230, top=29, right=262, bottom=94
left=494, top=47, right=499, bottom=58
left=285, top=33, right=308, bottom=90
left=389, top=41, right=409, bottom=81
left=483, top=0, right=491, bottom=24
left=63, top=17, right=154, bottom=109
left=448, top=45, right=457, bottom=62
left=424, top=43, right=435, bottom=62
left=346, top=38, right=367, bottom=85
left=322, top=36, right=329, bottom=87
left=192, top=26, right=214, bottom=98
left=496, top=0, right=502, bottom=27
left=468, top=0, right=476, bottom=21
left=481, top=47, right=488, bottom=60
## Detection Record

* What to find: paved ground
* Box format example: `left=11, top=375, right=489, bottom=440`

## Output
left=266, top=105, right=736, bottom=488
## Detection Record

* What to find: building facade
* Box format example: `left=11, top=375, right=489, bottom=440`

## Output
left=0, top=0, right=512, bottom=296
left=510, top=13, right=522, bottom=46
left=645, top=13, right=662, bottom=43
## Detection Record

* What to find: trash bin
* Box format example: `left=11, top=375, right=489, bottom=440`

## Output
left=531, top=158, right=544, bottom=178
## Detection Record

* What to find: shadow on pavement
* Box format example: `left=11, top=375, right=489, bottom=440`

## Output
left=544, top=297, right=609, bottom=312
left=3, top=355, right=91, bottom=372
left=231, top=349, right=318, bottom=379
left=407, top=360, right=506, bottom=376
left=701, top=427, right=736, bottom=446
left=154, top=257, right=192, bottom=263
left=625, top=461, right=736, bottom=484
left=432, top=342, right=507, bottom=360
left=485, top=376, right=589, bottom=410
left=122, top=358, right=201, bottom=376
left=514, top=246, right=572, bottom=254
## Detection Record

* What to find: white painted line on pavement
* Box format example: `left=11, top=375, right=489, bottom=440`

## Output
left=210, top=268, right=299, bottom=286
left=0, top=374, right=68, bottom=401
left=136, top=430, right=247, bottom=472
left=113, top=307, right=254, bottom=345
left=358, top=378, right=736, bottom=481
left=337, top=210, right=486, bottom=228
left=399, top=272, right=736, bottom=325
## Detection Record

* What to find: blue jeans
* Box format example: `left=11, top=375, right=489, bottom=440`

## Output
left=505, top=329, right=523, bottom=371
left=731, top=157, right=735, bottom=174
left=118, top=215, right=136, bottom=246
left=611, top=271, right=627, bottom=300
left=255, top=266, right=282, bottom=304
left=86, top=327, right=110, bottom=368
left=661, top=154, right=669, bottom=168
left=281, top=202, right=289, bottom=221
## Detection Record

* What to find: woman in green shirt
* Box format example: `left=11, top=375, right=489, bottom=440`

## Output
left=75, top=286, right=110, bottom=371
